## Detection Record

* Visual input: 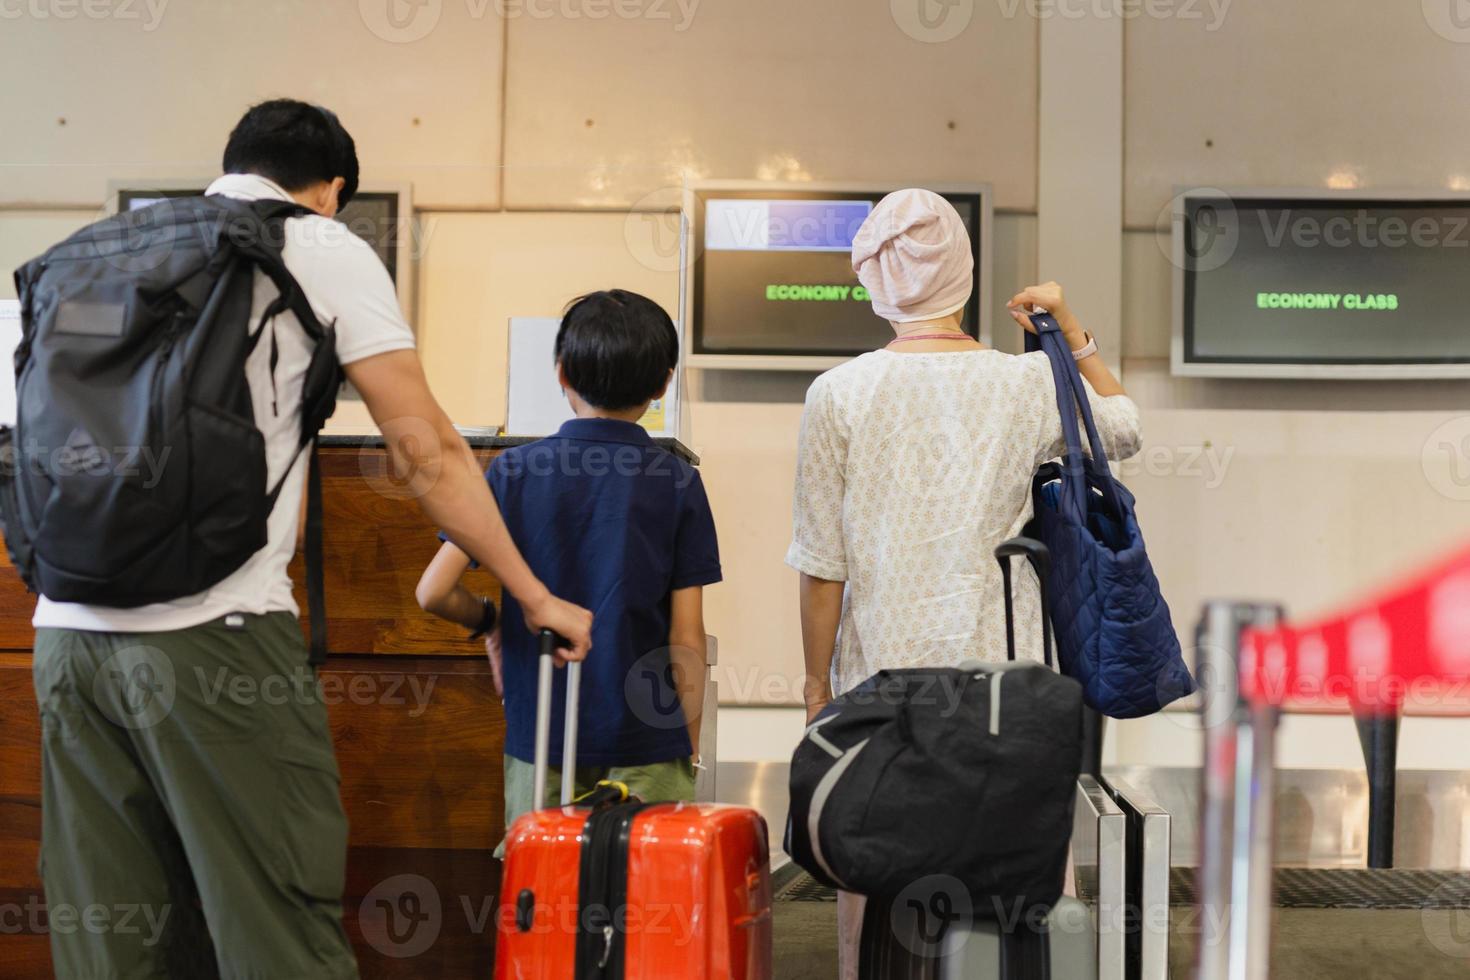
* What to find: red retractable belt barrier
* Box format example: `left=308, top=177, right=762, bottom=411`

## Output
left=1240, top=541, right=1470, bottom=713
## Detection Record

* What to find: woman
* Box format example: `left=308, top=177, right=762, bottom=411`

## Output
left=785, top=188, right=1141, bottom=975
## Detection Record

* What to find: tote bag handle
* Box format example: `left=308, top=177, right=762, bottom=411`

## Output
left=1024, top=311, right=1125, bottom=522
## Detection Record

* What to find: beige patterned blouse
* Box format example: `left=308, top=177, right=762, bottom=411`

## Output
left=787, top=348, right=1143, bottom=697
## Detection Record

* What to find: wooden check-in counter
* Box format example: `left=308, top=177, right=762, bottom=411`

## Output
left=0, top=433, right=703, bottom=978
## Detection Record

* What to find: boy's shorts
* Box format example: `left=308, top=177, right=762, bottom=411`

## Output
left=498, top=755, right=696, bottom=858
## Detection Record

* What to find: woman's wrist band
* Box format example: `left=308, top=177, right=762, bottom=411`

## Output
left=1070, top=332, right=1098, bottom=362
left=468, top=596, right=498, bottom=640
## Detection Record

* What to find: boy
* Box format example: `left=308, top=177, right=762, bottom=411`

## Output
left=417, top=290, right=719, bottom=834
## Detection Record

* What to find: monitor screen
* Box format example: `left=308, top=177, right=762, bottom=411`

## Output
left=1179, top=193, right=1470, bottom=372
left=117, top=188, right=404, bottom=284
left=691, top=188, right=985, bottom=358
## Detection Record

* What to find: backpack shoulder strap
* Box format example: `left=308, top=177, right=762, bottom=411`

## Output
left=215, top=195, right=340, bottom=667
left=221, top=197, right=330, bottom=343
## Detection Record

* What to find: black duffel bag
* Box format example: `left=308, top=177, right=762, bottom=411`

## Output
left=785, top=660, right=1083, bottom=913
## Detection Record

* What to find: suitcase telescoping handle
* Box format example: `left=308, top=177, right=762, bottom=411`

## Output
left=995, top=537, right=1053, bottom=668
left=532, top=629, right=580, bottom=807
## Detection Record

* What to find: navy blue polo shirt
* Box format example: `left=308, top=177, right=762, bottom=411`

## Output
left=449, top=418, right=721, bottom=767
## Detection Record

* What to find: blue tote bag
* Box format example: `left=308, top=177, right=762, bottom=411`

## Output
left=1023, top=311, right=1195, bottom=718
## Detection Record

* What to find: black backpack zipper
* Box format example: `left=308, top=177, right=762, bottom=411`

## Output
left=147, top=313, right=186, bottom=453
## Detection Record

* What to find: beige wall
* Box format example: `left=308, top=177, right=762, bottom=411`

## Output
left=6, top=1, right=1470, bottom=767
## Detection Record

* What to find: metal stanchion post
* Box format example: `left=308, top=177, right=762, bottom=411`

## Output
left=1354, top=710, right=1401, bottom=869
left=1195, top=601, right=1283, bottom=980
left=1237, top=698, right=1279, bottom=980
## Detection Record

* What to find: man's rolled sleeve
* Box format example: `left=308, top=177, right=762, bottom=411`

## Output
left=292, top=220, right=416, bottom=365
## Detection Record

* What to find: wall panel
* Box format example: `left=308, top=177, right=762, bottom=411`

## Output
left=0, top=2, right=504, bottom=208
left=0, top=212, right=95, bottom=298
left=1125, top=1, right=1470, bottom=226
left=503, top=0, right=1038, bottom=209
left=413, top=211, right=681, bottom=427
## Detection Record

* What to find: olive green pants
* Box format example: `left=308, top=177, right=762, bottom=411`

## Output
left=32, top=613, right=357, bottom=980
left=498, top=754, right=696, bottom=858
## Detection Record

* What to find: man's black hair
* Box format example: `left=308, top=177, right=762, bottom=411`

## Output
left=222, top=99, right=359, bottom=208
left=555, top=290, right=679, bottom=411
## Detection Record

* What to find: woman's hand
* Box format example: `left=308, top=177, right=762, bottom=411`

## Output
left=1006, top=281, right=1087, bottom=348
left=1011, top=281, right=1129, bottom=397
left=804, top=673, right=833, bottom=723
left=805, top=697, right=831, bottom=724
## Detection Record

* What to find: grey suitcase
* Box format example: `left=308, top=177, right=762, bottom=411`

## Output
left=856, top=538, right=1097, bottom=980
left=859, top=890, right=1097, bottom=980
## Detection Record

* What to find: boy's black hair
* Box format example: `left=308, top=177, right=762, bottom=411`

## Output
left=222, top=99, right=359, bottom=208
left=555, top=290, right=679, bottom=411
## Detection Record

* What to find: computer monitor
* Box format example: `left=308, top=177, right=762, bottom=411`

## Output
left=1172, top=187, right=1470, bottom=379
left=111, top=181, right=414, bottom=327
left=684, top=181, right=992, bottom=371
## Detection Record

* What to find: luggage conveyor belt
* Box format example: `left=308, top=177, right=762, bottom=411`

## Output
left=727, top=762, right=1470, bottom=976
left=1107, top=765, right=1470, bottom=872
left=1104, top=766, right=1470, bottom=980
left=1095, top=768, right=1470, bottom=913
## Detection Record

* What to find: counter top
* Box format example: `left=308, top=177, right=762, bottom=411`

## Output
left=319, top=429, right=699, bottom=465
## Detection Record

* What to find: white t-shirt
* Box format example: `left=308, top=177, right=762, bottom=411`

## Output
left=785, top=348, right=1142, bottom=697
left=33, top=174, right=416, bottom=631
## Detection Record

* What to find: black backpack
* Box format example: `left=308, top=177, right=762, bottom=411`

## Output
left=1, top=195, right=342, bottom=660
left=785, top=662, right=1083, bottom=916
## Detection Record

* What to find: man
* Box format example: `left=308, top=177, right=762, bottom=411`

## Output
left=29, top=99, right=591, bottom=978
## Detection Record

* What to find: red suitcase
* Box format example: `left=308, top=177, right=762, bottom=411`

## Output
left=494, top=631, right=774, bottom=979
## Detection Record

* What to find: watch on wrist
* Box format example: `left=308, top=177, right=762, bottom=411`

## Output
left=468, top=596, right=498, bottom=640
left=1070, top=332, right=1098, bottom=362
